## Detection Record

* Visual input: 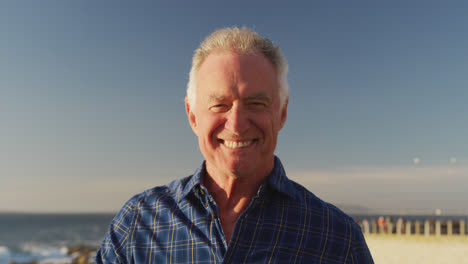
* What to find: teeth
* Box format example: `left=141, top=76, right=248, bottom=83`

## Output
left=223, top=140, right=253, bottom=148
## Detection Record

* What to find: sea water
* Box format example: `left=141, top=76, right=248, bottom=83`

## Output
left=0, top=213, right=114, bottom=264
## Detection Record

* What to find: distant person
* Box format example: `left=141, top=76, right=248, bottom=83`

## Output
left=96, top=27, right=374, bottom=263
left=378, top=216, right=386, bottom=233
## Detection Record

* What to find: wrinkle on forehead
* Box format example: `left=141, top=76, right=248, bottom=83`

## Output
left=207, top=93, right=272, bottom=104
left=196, top=51, right=279, bottom=107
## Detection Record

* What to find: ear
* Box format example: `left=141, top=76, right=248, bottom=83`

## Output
left=279, top=98, right=288, bottom=129
left=185, top=97, right=198, bottom=135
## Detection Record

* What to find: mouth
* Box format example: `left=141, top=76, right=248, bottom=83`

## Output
left=220, top=139, right=258, bottom=149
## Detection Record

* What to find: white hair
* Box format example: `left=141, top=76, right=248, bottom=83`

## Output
left=186, top=27, right=289, bottom=108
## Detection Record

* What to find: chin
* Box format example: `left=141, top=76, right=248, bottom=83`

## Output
left=224, top=160, right=257, bottom=178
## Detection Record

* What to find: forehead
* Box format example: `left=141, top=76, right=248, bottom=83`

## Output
left=195, top=51, right=279, bottom=98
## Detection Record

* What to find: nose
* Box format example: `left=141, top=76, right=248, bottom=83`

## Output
left=225, top=104, right=250, bottom=135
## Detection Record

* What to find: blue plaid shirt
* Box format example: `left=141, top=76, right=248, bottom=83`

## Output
left=96, top=157, right=373, bottom=263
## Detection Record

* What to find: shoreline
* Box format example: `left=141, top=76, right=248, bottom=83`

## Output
left=1, top=245, right=98, bottom=264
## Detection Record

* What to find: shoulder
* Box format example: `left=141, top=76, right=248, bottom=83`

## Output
left=120, top=175, right=193, bottom=213
left=96, top=175, right=194, bottom=263
left=283, top=178, right=366, bottom=240
left=263, top=176, right=373, bottom=262
left=106, top=175, right=194, bottom=234
left=280, top=179, right=373, bottom=262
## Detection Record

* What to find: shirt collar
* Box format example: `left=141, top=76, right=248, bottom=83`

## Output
left=177, top=161, right=205, bottom=202
left=178, top=156, right=298, bottom=202
left=265, top=156, right=299, bottom=199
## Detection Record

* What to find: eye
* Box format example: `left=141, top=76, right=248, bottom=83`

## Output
left=252, top=102, right=266, bottom=106
left=248, top=101, right=267, bottom=110
left=210, top=104, right=230, bottom=112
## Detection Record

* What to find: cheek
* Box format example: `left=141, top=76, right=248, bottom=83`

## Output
left=199, top=115, right=225, bottom=139
left=254, top=113, right=276, bottom=133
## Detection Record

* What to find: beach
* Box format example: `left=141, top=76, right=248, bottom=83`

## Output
left=2, top=213, right=468, bottom=263
left=366, top=235, right=468, bottom=264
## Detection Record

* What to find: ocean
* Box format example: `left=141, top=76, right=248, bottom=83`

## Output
left=1, top=213, right=467, bottom=264
left=0, top=213, right=114, bottom=264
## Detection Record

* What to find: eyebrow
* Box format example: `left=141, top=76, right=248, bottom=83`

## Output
left=244, top=93, right=272, bottom=104
left=207, top=93, right=272, bottom=104
left=207, top=95, right=227, bottom=103
left=246, top=93, right=271, bottom=100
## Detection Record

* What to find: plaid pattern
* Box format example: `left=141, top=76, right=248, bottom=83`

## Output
left=96, top=157, right=373, bottom=263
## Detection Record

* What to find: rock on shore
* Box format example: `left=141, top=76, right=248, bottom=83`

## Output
left=8, top=245, right=97, bottom=264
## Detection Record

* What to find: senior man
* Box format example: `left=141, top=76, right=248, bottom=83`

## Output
left=96, top=27, right=373, bottom=263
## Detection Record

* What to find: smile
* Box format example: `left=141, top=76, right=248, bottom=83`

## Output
left=222, top=140, right=254, bottom=149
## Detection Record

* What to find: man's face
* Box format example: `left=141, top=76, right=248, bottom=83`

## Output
left=186, top=51, right=287, bottom=179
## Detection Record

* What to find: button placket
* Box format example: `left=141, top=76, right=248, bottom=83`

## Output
left=223, top=186, right=266, bottom=263
left=202, top=188, right=229, bottom=257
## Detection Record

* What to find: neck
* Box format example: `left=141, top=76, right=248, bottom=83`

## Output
left=202, top=162, right=273, bottom=242
left=203, top=161, right=273, bottom=211
left=203, top=172, right=261, bottom=210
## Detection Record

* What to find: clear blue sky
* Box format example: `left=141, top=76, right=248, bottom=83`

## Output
left=1, top=2, right=467, bottom=213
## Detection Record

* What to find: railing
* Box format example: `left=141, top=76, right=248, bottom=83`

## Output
left=359, top=218, right=466, bottom=236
